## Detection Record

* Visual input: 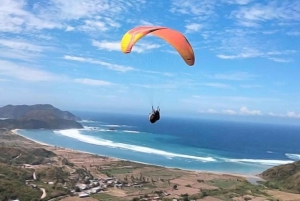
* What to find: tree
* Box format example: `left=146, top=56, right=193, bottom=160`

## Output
left=173, top=184, right=178, bottom=190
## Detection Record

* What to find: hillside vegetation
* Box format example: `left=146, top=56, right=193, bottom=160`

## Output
left=0, top=104, right=83, bottom=129
left=261, top=160, right=300, bottom=193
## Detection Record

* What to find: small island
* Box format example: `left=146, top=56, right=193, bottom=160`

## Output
left=0, top=104, right=83, bottom=129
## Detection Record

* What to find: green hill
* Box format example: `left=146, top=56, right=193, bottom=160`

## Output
left=260, top=160, right=300, bottom=193
left=0, top=146, right=56, bottom=165
left=0, top=104, right=83, bottom=129
left=0, top=104, right=81, bottom=121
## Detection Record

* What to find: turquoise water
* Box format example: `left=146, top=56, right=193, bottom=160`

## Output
left=17, top=112, right=300, bottom=175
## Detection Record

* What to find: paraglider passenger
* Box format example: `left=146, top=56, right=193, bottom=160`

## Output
left=149, top=106, right=160, bottom=124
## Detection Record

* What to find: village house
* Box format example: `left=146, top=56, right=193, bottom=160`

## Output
left=78, top=193, right=89, bottom=198
left=115, top=183, right=123, bottom=188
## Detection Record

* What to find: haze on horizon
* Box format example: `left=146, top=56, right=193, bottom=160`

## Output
left=0, top=0, right=299, bottom=124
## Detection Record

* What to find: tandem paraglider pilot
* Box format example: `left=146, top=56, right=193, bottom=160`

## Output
left=149, top=106, right=160, bottom=124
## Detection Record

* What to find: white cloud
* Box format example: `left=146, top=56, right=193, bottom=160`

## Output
left=132, top=83, right=177, bottom=89
left=207, top=109, right=217, bottom=113
left=223, top=0, right=252, bottom=5
left=78, top=20, right=109, bottom=32
left=211, top=72, right=258, bottom=81
left=230, top=1, right=300, bottom=27
left=139, top=20, right=155, bottom=26
left=262, top=30, right=278, bottom=34
left=0, top=0, right=145, bottom=34
left=200, top=106, right=262, bottom=116
left=0, top=39, right=43, bottom=52
left=65, top=26, right=75, bottom=32
left=185, top=23, right=203, bottom=33
left=92, top=40, right=120, bottom=51
left=92, top=40, right=161, bottom=53
left=170, top=0, right=217, bottom=20
left=0, top=60, right=59, bottom=81
left=222, top=109, right=237, bottom=115
left=269, top=111, right=300, bottom=119
left=268, top=57, right=292, bottom=63
left=240, top=84, right=262, bottom=88
left=286, top=112, right=300, bottom=118
left=0, top=0, right=62, bottom=33
left=64, top=55, right=135, bottom=72
left=47, top=0, right=136, bottom=20
left=0, top=39, right=46, bottom=61
left=239, top=106, right=262, bottom=115
left=74, top=78, right=112, bottom=86
left=201, top=82, right=232, bottom=89
left=217, top=47, right=296, bottom=62
left=287, top=31, right=300, bottom=36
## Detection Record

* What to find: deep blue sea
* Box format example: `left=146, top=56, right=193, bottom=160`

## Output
left=17, top=112, right=300, bottom=175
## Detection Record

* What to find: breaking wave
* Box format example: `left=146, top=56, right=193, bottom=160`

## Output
left=123, top=130, right=140, bottom=134
left=285, top=153, right=300, bottom=161
left=222, top=158, right=294, bottom=166
left=54, top=129, right=216, bottom=162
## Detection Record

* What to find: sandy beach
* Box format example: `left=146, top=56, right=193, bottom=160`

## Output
left=11, top=129, right=262, bottom=180
left=3, top=129, right=299, bottom=201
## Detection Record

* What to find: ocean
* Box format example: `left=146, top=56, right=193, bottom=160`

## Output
left=17, top=112, right=300, bottom=175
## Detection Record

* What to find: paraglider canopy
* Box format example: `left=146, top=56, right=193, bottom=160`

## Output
left=120, top=26, right=195, bottom=66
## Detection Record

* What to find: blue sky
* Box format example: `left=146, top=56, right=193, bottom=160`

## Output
left=0, top=0, right=300, bottom=122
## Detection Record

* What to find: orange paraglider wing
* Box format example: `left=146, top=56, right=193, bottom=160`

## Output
left=120, top=26, right=195, bottom=66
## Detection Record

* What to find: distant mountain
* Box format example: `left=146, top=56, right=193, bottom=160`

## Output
left=0, top=104, right=83, bottom=129
left=0, top=104, right=81, bottom=121
left=260, top=160, right=300, bottom=193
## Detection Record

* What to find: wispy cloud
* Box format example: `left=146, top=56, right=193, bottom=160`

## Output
left=0, top=0, right=146, bottom=34
left=200, top=82, right=232, bottom=89
left=185, top=23, right=203, bottom=33
left=286, top=31, right=300, bottom=36
left=74, top=78, right=113, bottom=86
left=200, top=106, right=263, bottom=116
left=0, top=39, right=46, bottom=61
left=230, top=1, right=300, bottom=28
left=209, top=72, right=259, bottom=81
left=170, top=0, right=217, bottom=20
left=92, top=40, right=120, bottom=51
left=0, top=39, right=43, bottom=52
left=132, top=83, right=176, bottom=89
left=92, top=40, right=161, bottom=53
left=269, top=111, right=300, bottom=119
left=0, top=0, right=62, bottom=33
left=223, top=0, right=252, bottom=5
left=217, top=46, right=296, bottom=62
left=200, top=106, right=300, bottom=119
left=0, top=60, right=60, bottom=81
left=240, top=84, right=262, bottom=88
left=64, top=55, right=135, bottom=72
left=139, top=20, right=156, bottom=26
left=268, top=57, right=292, bottom=63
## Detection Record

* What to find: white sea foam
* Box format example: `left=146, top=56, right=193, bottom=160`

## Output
left=79, top=120, right=95, bottom=123
left=83, top=126, right=99, bottom=130
left=285, top=153, right=300, bottom=161
left=223, top=158, right=294, bottom=166
left=102, top=124, right=131, bottom=128
left=83, top=126, right=116, bottom=132
left=123, top=130, right=140, bottom=134
left=54, top=129, right=216, bottom=162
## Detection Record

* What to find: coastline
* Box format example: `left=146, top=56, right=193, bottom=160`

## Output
left=11, top=129, right=264, bottom=183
